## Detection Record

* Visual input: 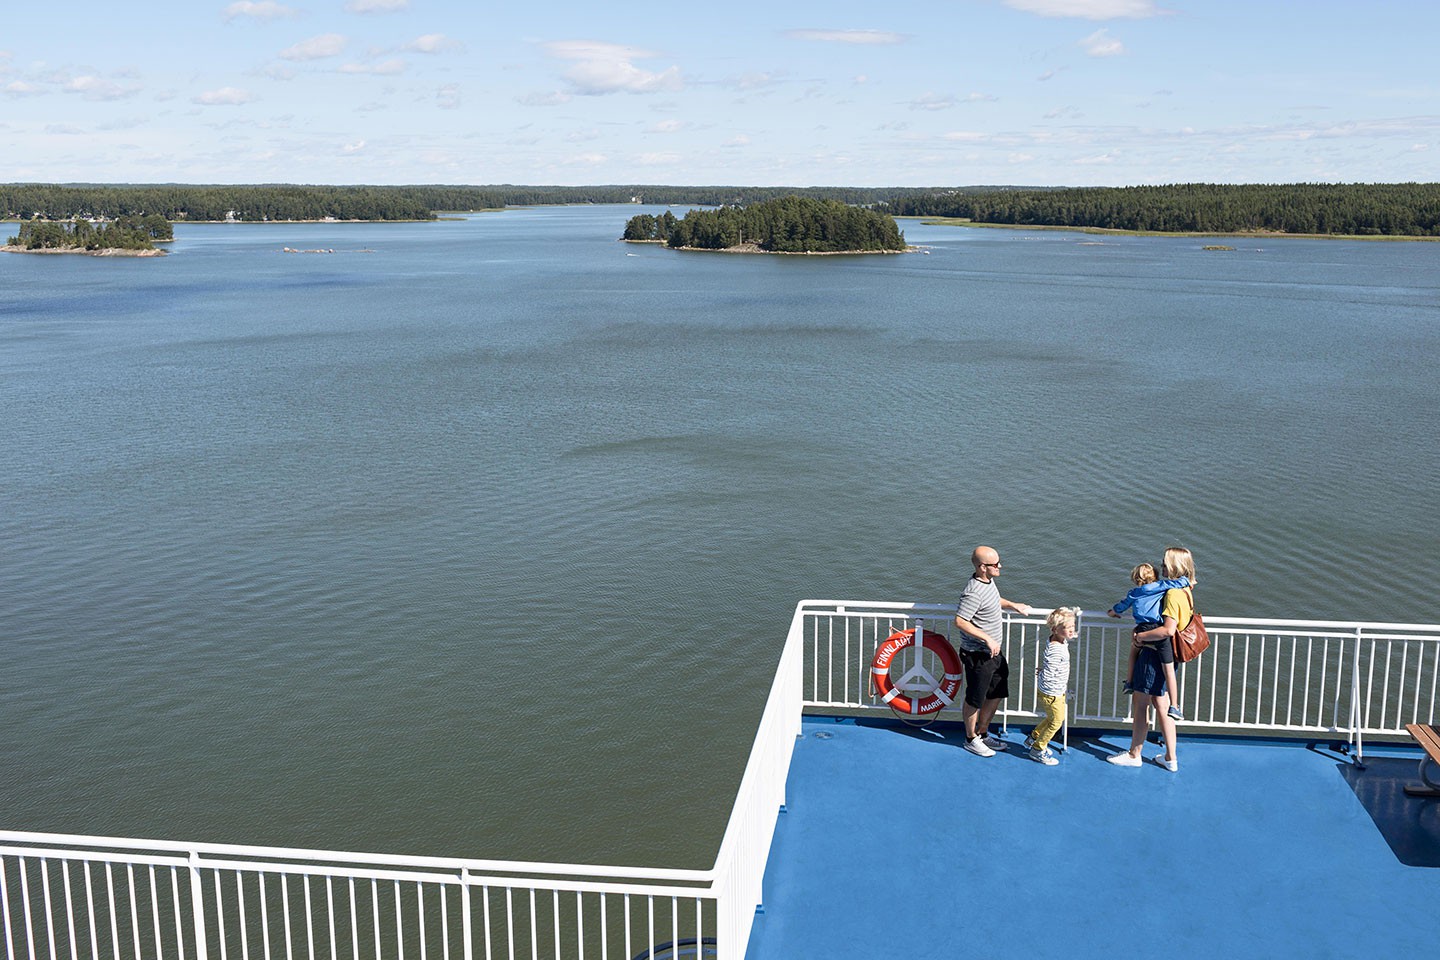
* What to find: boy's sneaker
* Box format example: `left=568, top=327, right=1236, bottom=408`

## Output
left=964, top=736, right=996, bottom=758
left=981, top=734, right=1009, bottom=752
left=1106, top=751, right=1142, bottom=767
left=1028, top=746, right=1059, bottom=766
left=1150, top=755, right=1179, bottom=772
left=1167, top=706, right=1185, bottom=721
left=1023, top=733, right=1036, bottom=750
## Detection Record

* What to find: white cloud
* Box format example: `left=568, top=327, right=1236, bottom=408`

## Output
left=649, top=119, right=686, bottom=133
left=544, top=41, right=682, bottom=95
left=566, top=128, right=601, bottom=142
left=1080, top=29, right=1125, bottom=57
left=724, top=135, right=750, bottom=147
left=784, top=29, right=905, bottom=44
left=1007, top=152, right=1036, bottom=163
left=404, top=34, right=460, bottom=54
left=341, top=139, right=366, bottom=153
left=734, top=71, right=782, bottom=91
left=910, top=93, right=956, bottom=111
left=517, top=90, right=570, bottom=106
left=63, top=76, right=141, bottom=101
left=345, top=0, right=409, bottom=12
left=4, top=80, right=43, bottom=96
left=561, top=152, right=607, bottom=166
left=1076, top=152, right=1120, bottom=163
left=222, top=2, right=297, bottom=21
left=942, top=131, right=989, bottom=142
left=280, top=34, right=348, bottom=61
left=637, top=152, right=680, bottom=165
left=436, top=83, right=460, bottom=109
left=1004, top=0, right=1161, bottom=19
left=193, top=86, right=253, bottom=105
left=338, top=58, right=406, bottom=75
left=46, top=123, right=86, bottom=135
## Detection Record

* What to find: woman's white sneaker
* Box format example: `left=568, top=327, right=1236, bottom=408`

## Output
left=1106, top=751, right=1142, bottom=767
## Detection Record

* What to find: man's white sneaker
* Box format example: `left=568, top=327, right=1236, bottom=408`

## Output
left=981, top=734, right=1009, bottom=752
left=964, top=736, right=996, bottom=758
left=1106, top=751, right=1143, bottom=767
left=1150, top=755, right=1179, bottom=772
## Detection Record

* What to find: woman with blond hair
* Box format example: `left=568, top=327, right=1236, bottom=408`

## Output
left=1107, top=546, right=1197, bottom=772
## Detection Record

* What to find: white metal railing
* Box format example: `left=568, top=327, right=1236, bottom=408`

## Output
left=1, top=604, right=810, bottom=960
left=11, top=599, right=1434, bottom=960
left=797, top=600, right=1440, bottom=756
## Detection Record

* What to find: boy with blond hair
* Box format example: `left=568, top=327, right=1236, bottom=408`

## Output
left=1026, top=607, right=1078, bottom=765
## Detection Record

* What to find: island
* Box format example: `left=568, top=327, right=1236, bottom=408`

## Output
left=4, top=214, right=173, bottom=256
left=622, top=196, right=911, bottom=254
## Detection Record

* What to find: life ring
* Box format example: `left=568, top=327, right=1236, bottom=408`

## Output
left=871, top=628, right=963, bottom=716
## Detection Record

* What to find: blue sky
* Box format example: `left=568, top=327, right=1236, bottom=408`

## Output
left=3, top=0, right=1437, bottom=186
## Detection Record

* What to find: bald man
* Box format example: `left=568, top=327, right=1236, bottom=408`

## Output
left=954, top=545, right=1033, bottom=757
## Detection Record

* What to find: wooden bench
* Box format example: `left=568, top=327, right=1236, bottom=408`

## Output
left=1403, top=723, right=1440, bottom=798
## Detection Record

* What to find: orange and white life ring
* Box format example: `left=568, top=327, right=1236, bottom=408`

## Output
left=871, top=628, right=964, bottom=716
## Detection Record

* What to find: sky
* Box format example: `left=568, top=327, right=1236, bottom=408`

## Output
left=3, top=0, right=1438, bottom=187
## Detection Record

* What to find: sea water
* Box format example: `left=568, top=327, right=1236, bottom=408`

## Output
left=3, top=206, right=1438, bottom=866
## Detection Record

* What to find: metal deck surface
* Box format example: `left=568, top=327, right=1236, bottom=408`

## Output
left=744, top=716, right=1440, bottom=959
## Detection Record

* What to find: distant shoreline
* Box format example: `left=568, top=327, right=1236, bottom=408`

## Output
left=909, top=217, right=1440, bottom=242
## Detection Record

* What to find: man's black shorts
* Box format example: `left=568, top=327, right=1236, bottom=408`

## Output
left=960, top=648, right=1009, bottom=708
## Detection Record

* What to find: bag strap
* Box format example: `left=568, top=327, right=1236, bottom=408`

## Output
left=1179, top=586, right=1197, bottom=631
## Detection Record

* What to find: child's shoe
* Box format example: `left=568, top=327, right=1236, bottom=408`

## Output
left=1167, top=705, right=1185, bottom=721
left=1028, top=745, right=1059, bottom=766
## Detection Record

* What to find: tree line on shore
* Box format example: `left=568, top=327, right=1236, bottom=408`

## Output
left=622, top=196, right=907, bottom=252
left=886, top=182, right=1440, bottom=236
left=0, top=184, right=953, bottom=223
left=5, top=182, right=1440, bottom=237
left=7, top=214, right=173, bottom=251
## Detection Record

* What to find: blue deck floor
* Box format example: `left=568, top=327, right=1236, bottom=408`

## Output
left=744, top=716, right=1440, bottom=960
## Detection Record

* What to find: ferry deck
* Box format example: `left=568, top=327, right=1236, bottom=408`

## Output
left=745, top=718, right=1438, bottom=959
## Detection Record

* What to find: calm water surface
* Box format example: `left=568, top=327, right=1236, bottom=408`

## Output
left=3, top=207, right=1438, bottom=866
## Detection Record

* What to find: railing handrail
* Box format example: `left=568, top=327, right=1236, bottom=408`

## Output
left=0, top=829, right=713, bottom=886
left=794, top=599, right=1440, bottom=636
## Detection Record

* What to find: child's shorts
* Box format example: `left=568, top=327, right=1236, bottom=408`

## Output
left=1137, top=621, right=1175, bottom=665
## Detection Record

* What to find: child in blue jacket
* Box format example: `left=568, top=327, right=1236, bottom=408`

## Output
left=1109, top=563, right=1190, bottom=720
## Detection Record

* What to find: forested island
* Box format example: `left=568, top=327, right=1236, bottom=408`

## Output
left=4, top=181, right=1440, bottom=238
left=5, top=214, right=173, bottom=255
left=622, top=196, right=909, bottom=253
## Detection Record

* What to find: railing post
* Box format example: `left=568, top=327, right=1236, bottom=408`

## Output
left=460, top=867, right=473, bottom=960
left=189, top=852, right=209, bottom=960
left=1351, top=628, right=1365, bottom=763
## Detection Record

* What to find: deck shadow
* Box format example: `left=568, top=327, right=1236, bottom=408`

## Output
left=1339, top=756, right=1440, bottom=867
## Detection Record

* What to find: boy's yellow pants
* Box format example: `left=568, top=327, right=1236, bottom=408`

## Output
left=1032, top=692, right=1066, bottom=750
